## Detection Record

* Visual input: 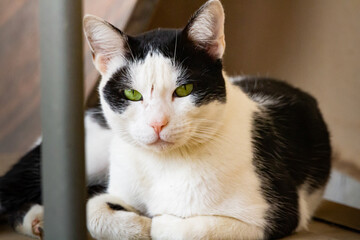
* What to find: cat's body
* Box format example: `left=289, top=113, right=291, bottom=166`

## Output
left=87, top=74, right=330, bottom=239
left=0, top=1, right=331, bottom=239
left=0, top=109, right=110, bottom=236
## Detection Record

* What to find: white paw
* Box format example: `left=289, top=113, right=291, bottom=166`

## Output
left=87, top=194, right=151, bottom=240
left=15, top=204, right=44, bottom=239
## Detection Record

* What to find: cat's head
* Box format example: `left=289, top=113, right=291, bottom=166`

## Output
left=84, top=0, right=227, bottom=153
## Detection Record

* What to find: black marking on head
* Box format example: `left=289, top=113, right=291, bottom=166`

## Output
left=103, top=28, right=226, bottom=110
left=107, top=202, right=126, bottom=211
left=103, top=66, right=132, bottom=113
left=237, top=78, right=331, bottom=238
left=172, top=30, right=226, bottom=106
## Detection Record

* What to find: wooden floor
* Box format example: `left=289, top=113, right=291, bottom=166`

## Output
left=1, top=214, right=359, bottom=240
left=0, top=0, right=137, bottom=171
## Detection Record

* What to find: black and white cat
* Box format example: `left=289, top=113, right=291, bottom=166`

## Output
left=0, top=0, right=331, bottom=239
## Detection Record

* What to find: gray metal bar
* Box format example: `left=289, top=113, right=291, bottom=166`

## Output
left=39, top=0, right=86, bottom=239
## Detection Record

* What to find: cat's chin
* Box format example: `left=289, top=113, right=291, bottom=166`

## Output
left=145, top=139, right=176, bottom=152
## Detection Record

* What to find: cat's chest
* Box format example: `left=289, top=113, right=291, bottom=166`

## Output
left=107, top=137, right=268, bottom=223
left=108, top=147, right=221, bottom=217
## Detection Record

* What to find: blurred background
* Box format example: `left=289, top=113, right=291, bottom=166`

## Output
left=0, top=0, right=359, bottom=238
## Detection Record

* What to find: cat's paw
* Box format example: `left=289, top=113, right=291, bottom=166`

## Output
left=15, top=204, right=44, bottom=239
left=87, top=194, right=151, bottom=240
left=151, top=214, right=185, bottom=240
left=31, top=217, right=44, bottom=238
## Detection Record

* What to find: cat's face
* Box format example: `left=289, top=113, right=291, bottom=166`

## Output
left=84, top=0, right=226, bottom=152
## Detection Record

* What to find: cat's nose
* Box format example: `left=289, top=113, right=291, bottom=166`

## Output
left=150, top=117, right=169, bottom=135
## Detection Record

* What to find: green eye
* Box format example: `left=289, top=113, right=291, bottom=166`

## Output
left=174, top=83, right=194, bottom=97
left=124, top=89, right=143, bottom=101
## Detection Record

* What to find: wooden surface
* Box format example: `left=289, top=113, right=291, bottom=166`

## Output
left=0, top=0, right=137, bottom=170
left=2, top=207, right=360, bottom=240
left=0, top=0, right=41, bottom=155
left=1, top=201, right=360, bottom=239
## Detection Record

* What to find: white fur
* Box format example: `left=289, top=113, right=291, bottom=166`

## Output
left=106, top=73, right=267, bottom=223
left=30, top=136, right=42, bottom=149
left=296, top=185, right=325, bottom=231
left=23, top=114, right=111, bottom=187
left=87, top=194, right=151, bottom=240
left=229, top=75, right=251, bottom=83
left=15, top=204, right=43, bottom=239
left=85, top=114, right=112, bottom=185
left=152, top=214, right=264, bottom=240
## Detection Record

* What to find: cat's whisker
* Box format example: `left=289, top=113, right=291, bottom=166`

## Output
left=173, top=29, right=178, bottom=64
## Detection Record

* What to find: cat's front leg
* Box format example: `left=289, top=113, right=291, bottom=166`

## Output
left=14, top=204, right=44, bottom=239
left=87, top=193, right=151, bottom=240
left=151, top=214, right=264, bottom=240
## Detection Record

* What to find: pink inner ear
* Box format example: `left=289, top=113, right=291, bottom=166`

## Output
left=94, top=55, right=109, bottom=74
left=205, top=34, right=225, bottom=59
left=186, top=1, right=225, bottom=59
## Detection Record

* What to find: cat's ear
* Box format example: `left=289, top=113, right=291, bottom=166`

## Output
left=184, top=0, right=225, bottom=59
left=83, top=15, right=128, bottom=75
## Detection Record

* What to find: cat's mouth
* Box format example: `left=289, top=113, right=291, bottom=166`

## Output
left=148, top=138, right=175, bottom=150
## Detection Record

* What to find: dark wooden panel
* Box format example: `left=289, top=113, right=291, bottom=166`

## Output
left=0, top=0, right=139, bottom=169
left=0, top=0, right=40, bottom=154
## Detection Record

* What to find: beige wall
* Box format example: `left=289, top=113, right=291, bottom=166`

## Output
left=148, top=0, right=360, bottom=169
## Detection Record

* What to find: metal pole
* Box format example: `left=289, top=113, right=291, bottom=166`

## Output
left=39, top=0, right=86, bottom=239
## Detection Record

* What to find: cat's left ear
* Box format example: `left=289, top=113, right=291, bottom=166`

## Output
left=184, top=0, right=225, bottom=59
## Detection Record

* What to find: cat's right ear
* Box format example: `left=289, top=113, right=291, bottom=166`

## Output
left=184, top=0, right=225, bottom=60
left=83, top=15, right=128, bottom=75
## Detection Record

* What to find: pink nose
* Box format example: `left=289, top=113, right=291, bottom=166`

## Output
left=150, top=118, right=168, bottom=135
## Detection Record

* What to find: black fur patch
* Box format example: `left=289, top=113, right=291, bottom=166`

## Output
left=88, top=184, right=107, bottom=197
left=235, top=78, right=331, bottom=239
left=0, top=145, right=42, bottom=228
left=171, top=30, right=226, bottom=106
left=103, top=66, right=132, bottom=114
left=106, top=202, right=125, bottom=211
left=87, top=107, right=110, bottom=129
left=0, top=145, right=42, bottom=214
left=7, top=203, right=34, bottom=229
left=0, top=144, right=108, bottom=228
left=102, top=28, right=226, bottom=113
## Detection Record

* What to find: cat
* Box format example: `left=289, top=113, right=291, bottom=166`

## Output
left=0, top=0, right=331, bottom=239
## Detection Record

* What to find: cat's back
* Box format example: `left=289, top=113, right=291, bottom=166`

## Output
left=230, top=76, right=332, bottom=238
left=232, top=76, right=331, bottom=187
left=231, top=76, right=316, bottom=107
